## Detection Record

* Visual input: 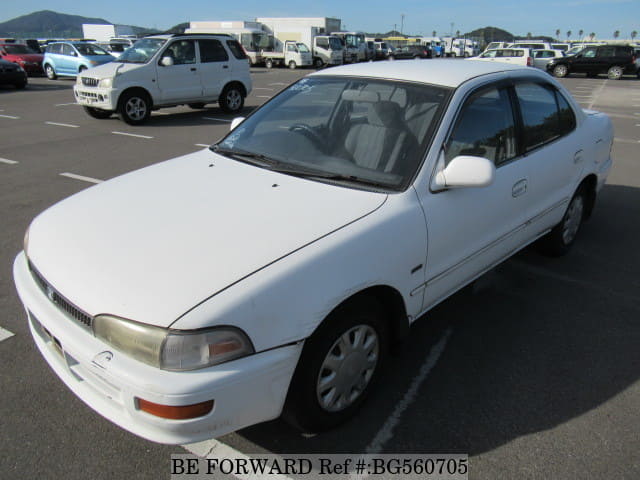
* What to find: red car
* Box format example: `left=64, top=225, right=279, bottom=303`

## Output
left=0, top=43, right=44, bottom=76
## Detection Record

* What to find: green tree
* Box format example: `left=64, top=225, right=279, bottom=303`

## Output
left=432, top=30, right=437, bottom=37
left=456, top=30, right=460, bottom=37
left=527, top=32, right=532, bottom=39
left=566, top=30, right=572, bottom=40
left=613, top=30, right=620, bottom=39
left=555, top=29, right=561, bottom=41
left=589, top=32, right=595, bottom=40
left=632, top=30, right=638, bottom=41
left=578, top=29, right=584, bottom=40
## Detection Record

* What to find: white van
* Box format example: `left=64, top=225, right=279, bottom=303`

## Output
left=73, top=34, right=252, bottom=124
left=472, top=48, right=533, bottom=67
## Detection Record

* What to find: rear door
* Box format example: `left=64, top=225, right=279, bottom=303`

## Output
left=60, top=43, right=76, bottom=74
left=155, top=39, right=202, bottom=103
left=511, top=80, right=583, bottom=235
left=595, top=46, right=616, bottom=73
left=197, top=39, right=231, bottom=99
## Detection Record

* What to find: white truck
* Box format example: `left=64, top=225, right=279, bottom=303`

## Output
left=442, top=37, right=479, bottom=57
left=186, top=21, right=274, bottom=65
left=261, top=40, right=313, bottom=69
left=256, top=17, right=344, bottom=68
left=331, top=31, right=367, bottom=62
left=82, top=24, right=135, bottom=43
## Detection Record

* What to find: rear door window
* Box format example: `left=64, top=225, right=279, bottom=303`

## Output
left=597, top=46, right=615, bottom=57
left=199, top=39, right=229, bottom=63
left=226, top=40, right=246, bottom=59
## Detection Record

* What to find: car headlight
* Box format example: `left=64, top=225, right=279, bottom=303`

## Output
left=75, top=75, right=82, bottom=85
left=98, top=77, right=113, bottom=88
left=23, top=226, right=30, bottom=256
left=89, top=61, right=98, bottom=66
left=92, top=315, right=254, bottom=371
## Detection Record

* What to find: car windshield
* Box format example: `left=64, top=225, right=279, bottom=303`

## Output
left=214, top=77, right=450, bottom=191
left=296, top=43, right=310, bottom=53
left=329, top=37, right=343, bottom=50
left=117, top=38, right=166, bottom=63
left=74, top=44, right=110, bottom=56
left=4, top=44, right=37, bottom=54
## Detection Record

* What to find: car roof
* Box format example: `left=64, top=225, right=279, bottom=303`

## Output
left=311, top=59, right=529, bottom=88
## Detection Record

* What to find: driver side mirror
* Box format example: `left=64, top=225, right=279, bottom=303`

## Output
left=160, top=56, right=174, bottom=67
left=230, top=117, right=245, bottom=131
left=433, top=155, right=495, bottom=190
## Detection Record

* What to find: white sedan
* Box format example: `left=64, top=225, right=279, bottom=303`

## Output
left=14, top=60, right=613, bottom=444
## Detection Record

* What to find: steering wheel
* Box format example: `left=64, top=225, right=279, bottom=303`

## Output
left=288, top=123, right=326, bottom=152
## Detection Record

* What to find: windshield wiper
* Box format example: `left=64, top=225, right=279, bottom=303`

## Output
left=211, top=145, right=279, bottom=166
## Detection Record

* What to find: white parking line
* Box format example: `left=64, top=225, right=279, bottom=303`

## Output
left=153, top=111, right=170, bottom=115
left=59, top=172, right=104, bottom=184
left=268, top=82, right=288, bottom=86
left=195, top=143, right=210, bottom=147
left=0, top=114, right=20, bottom=119
left=203, top=117, right=232, bottom=123
left=0, top=158, right=18, bottom=165
left=613, top=138, right=640, bottom=144
left=183, top=440, right=294, bottom=480
left=365, top=328, right=452, bottom=454
left=587, top=80, right=607, bottom=110
left=0, top=327, right=14, bottom=342
left=112, top=131, right=154, bottom=139
left=55, top=102, right=78, bottom=106
left=45, top=121, right=79, bottom=128
left=257, top=95, right=272, bottom=98
left=253, top=87, right=274, bottom=91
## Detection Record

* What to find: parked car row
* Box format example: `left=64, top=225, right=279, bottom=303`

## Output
left=472, top=43, right=638, bottom=80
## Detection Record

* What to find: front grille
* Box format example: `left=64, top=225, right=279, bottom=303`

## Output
left=82, top=77, right=99, bottom=87
left=77, top=90, right=98, bottom=99
left=29, top=261, right=93, bottom=328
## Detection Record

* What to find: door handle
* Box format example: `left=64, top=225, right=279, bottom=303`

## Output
left=223, top=65, right=229, bottom=69
left=512, top=179, right=527, bottom=197
left=574, top=150, right=583, bottom=164
left=190, top=67, right=197, bottom=71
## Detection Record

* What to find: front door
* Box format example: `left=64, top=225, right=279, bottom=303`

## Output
left=419, top=83, right=532, bottom=308
left=571, top=46, right=598, bottom=74
left=155, top=39, right=202, bottom=103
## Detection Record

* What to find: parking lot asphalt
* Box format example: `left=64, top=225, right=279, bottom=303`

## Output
left=1, top=64, right=639, bottom=480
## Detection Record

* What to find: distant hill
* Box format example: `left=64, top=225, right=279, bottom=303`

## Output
left=0, top=10, right=153, bottom=38
left=463, top=26, right=516, bottom=44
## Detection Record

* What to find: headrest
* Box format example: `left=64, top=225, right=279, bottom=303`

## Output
left=368, top=100, right=404, bottom=128
left=341, top=89, right=380, bottom=103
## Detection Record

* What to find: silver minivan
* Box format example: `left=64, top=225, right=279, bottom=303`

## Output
left=73, top=34, right=253, bottom=124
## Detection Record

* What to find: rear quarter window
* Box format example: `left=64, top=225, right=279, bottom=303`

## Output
left=226, top=39, right=247, bottom=60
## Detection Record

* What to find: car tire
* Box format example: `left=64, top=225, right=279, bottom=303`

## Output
left=83, top=106, right=112, bottom=119
left=118, top=90, right=151, bottom=125
left=314, top=58, right=324, bottom=68
left=538, top=186, right=587, bottom=256
left=188, top=103, right=207, bottom=109
left=45, top=64, right=57, bottom=80
left=14, top=80, right=27, bottom=89
left=553, top=64, right=568, bottom=78
left=265, top=58, right=273, bottom=69
left=288, top=60, right=297, bottom=69
left=607, top=65, right=624, bottom=80
left=282, top=295, right=387, bottom=433
left=388, top=55, right=395, bottom=61
left=219, top=84, right=244, bottom=114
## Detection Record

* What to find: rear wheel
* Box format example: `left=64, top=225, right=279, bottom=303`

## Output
left=538, top=187, right=587, bottom=256
left=265, top=58, right=273, bottom=69
left=83, top=106, right=112, bottom=119
left=45, top=64, right=57, bottom=80
left=553, top=64, right=568, bottom=78
left=314, top=57, right=324, bottom=68
left=283, top=296, right=387, bottom=433
left=607, top=65, right=624, bottom=80
left=219, top=84, right=244, bottom=114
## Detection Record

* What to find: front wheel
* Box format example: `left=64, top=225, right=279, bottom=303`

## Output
left=45, top=64, right=57, bottom=80
left=553, top=64, right=568, bottom=78
left=288, top=60, right=297, bottom=69
left=219, top=84, right=244, bottom=114
left=538, top=187, right=586, bottom=256
left=283, top=296, right=387, bottom=433
left=265, top=58, right=273, bottom=69
left=314, top=57, right=324, bottom=68
left=118, top=90, right=151, bottom=125
left=607, top=65, right=624, bottom=80
left=83, top=106, right=112, bottom=119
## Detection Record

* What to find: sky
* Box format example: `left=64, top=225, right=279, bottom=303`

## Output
left=3, top=0, right=639, bottom=39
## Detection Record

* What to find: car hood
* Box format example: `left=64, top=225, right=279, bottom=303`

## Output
left=81, top=61, right=142, bottom=79
left=27, top=149, right=387, bottom=328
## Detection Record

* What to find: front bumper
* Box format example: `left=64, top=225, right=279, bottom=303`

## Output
left=73, top=85, right=119, bottom=111
left=13, top=251, right=302, bottom=444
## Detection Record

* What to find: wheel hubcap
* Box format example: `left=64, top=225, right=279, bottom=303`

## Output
left=316, top=325, right=379, bottom=412
left=125, top=97, right=146, bottom=120
left=562, top=196, right=584, bottom=244
left=227, top=90, right=241, bottom=110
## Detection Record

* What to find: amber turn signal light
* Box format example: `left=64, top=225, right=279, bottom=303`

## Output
left=136, top=398, right=214, bottom=420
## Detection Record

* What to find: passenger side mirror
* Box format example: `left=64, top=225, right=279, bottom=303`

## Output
left=160, top=56, right=174, bottom=67
left=433, top=155, right=495, bottom=189
left=230, top=117, right=245, bottom=131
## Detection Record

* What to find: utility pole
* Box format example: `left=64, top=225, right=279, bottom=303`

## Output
left=400, top=14, right=405, bottom=35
